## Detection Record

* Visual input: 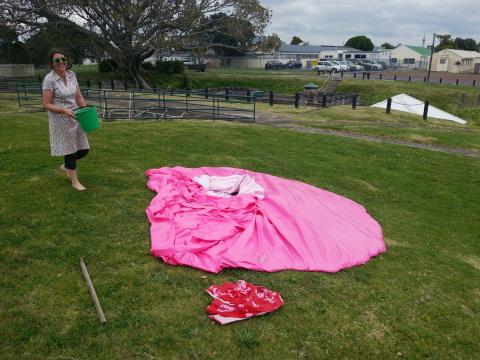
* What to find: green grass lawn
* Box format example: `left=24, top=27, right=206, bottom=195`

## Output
left=254, top=103, right=480, bottom=151
left=1, top=101, right=479, bottom=359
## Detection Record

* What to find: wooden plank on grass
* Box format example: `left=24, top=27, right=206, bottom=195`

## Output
left=80, top=257, right=107, bottom=325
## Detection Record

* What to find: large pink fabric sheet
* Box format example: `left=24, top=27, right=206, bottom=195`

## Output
left=146, top=167, right=386, bottom=273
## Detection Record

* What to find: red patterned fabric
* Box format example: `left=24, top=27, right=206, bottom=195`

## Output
left=206, top=280, right=284, bottom=324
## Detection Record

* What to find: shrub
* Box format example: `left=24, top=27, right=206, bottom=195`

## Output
left=141, top=61, right=155, bottom=71
left=155, top=60, right=184, bottom=75
left=98, top=58, right=118, bottom=73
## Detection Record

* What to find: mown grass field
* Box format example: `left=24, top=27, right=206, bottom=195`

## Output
left=23, top=64, right=480, bottom=153
left=1, top=96, right=479, bottom=359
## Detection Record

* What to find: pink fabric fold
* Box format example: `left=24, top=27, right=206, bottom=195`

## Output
left=146, top=166, right=386, bottom=273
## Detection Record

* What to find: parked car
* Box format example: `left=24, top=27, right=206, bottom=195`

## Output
left=313, top=60, right=340, bottom=73
left=330, top=60, right=349, bottom=71
left=286, top=60, right=302, bottom=69
left=338, top=61, right=353, bottom=70
left=359, top=59, right=384, bottom=71
left=265, top=61, right=288, bottom=70
left=346, top=61, right=365, bottom=71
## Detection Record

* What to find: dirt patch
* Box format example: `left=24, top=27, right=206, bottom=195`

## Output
left=349, top=178, right=382, bottom=193
left=256, top=120, right=480, bottom=158
left=385, top=238, right=411, bottom=247
left=407, top=134, right=437, bottom=143
left=461, top=255, right=480, bottom=271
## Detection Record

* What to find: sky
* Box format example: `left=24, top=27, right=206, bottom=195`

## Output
left=261, top=0, right=480, bottom=47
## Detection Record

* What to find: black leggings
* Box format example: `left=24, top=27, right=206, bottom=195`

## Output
left=64, top=149, right=89, bottom=170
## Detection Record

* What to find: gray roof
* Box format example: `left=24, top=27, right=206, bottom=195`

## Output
left=341, top=49, right=370, bottom=54
left=278, top=44, right=358, bottom=54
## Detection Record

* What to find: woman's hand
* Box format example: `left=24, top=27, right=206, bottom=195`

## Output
left=63, top=108, right=76, bottom=119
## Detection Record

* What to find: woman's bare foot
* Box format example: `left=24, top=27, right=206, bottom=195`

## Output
left=66, top=168, right=87, bottom=191
left=72, top=181, right=87, bottom=191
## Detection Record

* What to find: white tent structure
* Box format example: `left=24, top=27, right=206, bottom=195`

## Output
left=371, top=94, right=467, bottom=124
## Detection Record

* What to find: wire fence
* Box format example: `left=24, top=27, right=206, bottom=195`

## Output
left=6, top=79, right=360, bottom=121
left=12, top=82, right=257, bottom=123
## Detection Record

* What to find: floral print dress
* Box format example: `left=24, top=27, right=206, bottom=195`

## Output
left=42, top=70, right=89, bottom=156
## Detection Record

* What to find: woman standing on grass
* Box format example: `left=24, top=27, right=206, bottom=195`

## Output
left=42, top=48, right=89, bottom=191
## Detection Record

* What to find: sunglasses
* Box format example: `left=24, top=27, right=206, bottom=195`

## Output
left=53, top=57, right=67, bottom=63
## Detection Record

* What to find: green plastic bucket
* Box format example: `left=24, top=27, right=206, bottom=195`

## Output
left=74, top=105, right=100, bottom=132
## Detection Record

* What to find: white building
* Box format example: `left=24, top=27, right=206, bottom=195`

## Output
left=431, top=49, right=480, bottom=73
left=389, top=45, right=431, bottom=69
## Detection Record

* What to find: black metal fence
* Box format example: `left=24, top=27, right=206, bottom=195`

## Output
left=12, top=82, right=257, bottom=123
left=332, top=71, right=479, bottom=87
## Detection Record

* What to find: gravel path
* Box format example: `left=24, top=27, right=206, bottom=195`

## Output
left=256, top=112, right=480, bottom=158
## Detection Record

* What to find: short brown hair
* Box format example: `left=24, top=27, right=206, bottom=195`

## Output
left=47, top=48, right=72, bottom=69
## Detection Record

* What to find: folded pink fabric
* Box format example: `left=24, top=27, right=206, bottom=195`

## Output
left=206, top=280, right=284, bottom=325
left=146, top=166, right=386, bottom=273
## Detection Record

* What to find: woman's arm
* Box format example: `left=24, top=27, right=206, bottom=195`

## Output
left=42, top=90, right=76, bottom=119
left=75, top=85, right=86, bottom=107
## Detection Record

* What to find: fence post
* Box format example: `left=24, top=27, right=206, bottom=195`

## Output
left=98, top=80, right=102, bottom=90
left=394, top=74, right=397, bottom=81
left=352, top=95, right=357, bottom=110
left=247, top=89, right=251, bottom=103
left=170, top=86, right=173, bottom=95
left=163, top=92, right=166, bottom=115
left=124, top=81, right=128, bottom=91
left=367, top=73, right=370, bottom=80
left=205, top=88, right=209, bottom=99
left=439, top=78, right=442, bottom=84
left=473, top=80, right=476, bottom=87
left=225, top=88, right=229, bottom=101
left=87, top=79, right=91, bottom=88
left=104, top=90, right=108, bottom=120
left=353, top=72, right=357, bottom=78
left=269, top=91, right=273, bottom=106
left=111, top=80, right=114, bottom=90
left=362, top=72, right=365, bottom=80
left=424, top=76, right=427, bottom=83
left=295, top=93, right=299, bottom=108
left=322, top=94, right=327, bottom=108
left=423, top=101, right=429, bottom=120
left=408, top=76, right=411, bottom=82
left=380, top=74, right=382, bottom=80
left=16, top=83, right=21, bottom=109
left=132, top=91, right=135, bottom=114
left=341, top=71, right=343, bottom=78
left=212, top=96, right=215, bottom=120
left=456, top=79, right=459, bottom=85
left=386, top=98, right=392, bottom=114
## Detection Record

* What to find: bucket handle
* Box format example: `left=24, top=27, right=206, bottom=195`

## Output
left=73, top=105, right=95, bottom=111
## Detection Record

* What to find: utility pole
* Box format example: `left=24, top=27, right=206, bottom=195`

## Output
left=426, top=34, right=436, bottom=83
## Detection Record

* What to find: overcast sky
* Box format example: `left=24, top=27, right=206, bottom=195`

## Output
left=261, top=0, right=480, bottom=47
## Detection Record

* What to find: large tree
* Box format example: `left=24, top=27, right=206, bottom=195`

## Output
left=290, top=36, right=303, bottom=45
left=198, top=12, right=256, bottom=57
left=0, top=24, right=28, bottom=63
left=1, top=0, right=270, bottom=87
left=257, top=33, right=281, bottom=52
left=23, top=24, right=94, bottom=65
left=454, top=37, right=477, bottom=51
left=380, top=42, right=395, bottom=49
left=345, top=35, right=374, bottom=51
left=434, top=35, right=456, bottom=52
